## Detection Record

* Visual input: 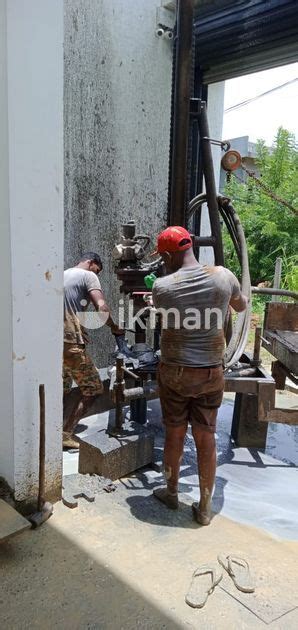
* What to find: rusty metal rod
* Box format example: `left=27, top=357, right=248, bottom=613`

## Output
left=122, top=366, right=140, bottom=380
left=197, top=102, right=224, bottom=265
left=252, top=326, right=262, bottom=366
left=192, top=235, right=216, bottom=247
left=38, top=385, right=46, bottom=511
left=115, top=358, right=125, bottom=431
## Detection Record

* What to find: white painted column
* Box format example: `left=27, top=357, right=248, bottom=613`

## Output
left=1, top=0, right=64, bottom=503
left=0, top=0, right=14, bottom=487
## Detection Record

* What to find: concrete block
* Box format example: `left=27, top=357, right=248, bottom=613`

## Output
left=231, top=393, right=268, bottom=448
left=78, top=412, right=154, bottom=481
left=0, top=499, right=31, bottom=543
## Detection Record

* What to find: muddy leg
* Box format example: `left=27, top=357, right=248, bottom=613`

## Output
left=191, top=426, right=216, bottom=525
left=63, top=394, right=97, bottom=434
left=153, top=424, right=187, bottom=509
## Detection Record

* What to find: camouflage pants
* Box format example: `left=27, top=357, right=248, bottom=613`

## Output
left=63, top=343, right=104, bottom=397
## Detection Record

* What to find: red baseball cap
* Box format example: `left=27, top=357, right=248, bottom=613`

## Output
left=152, top=226, right=193, bottom=255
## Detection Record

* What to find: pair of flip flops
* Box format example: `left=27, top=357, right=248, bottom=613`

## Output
left=185, top=554, right=255, bottom=609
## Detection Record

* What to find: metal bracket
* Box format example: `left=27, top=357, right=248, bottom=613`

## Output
left=189, top=97, right=202, bottom=117
left=156, top=5, right=175, bottom=37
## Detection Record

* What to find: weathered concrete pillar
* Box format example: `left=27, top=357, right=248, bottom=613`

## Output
left=0, top=0, right=64, bottom=506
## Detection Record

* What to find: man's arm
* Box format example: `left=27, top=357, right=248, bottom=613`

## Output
left=89, top=289, right=124, bottom=335
left=226, top=269, right=248, bottom=313
left=229, top=292, right=248, bottom=312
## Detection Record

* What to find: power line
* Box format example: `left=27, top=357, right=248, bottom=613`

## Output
left=224, top=78, right=298, bottom=113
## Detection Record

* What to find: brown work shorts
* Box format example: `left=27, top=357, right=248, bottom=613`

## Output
left=157, top=362, right=224, bottom=433
left=63, top=343, right=104, bottom=397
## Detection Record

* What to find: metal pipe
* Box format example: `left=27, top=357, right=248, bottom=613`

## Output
left=252, top=286, right=298, bottom=300
left=115, top=357, right=125, bottom=431
left=123, top=381, right=158, bottom=402
left=261, top=336, right=271, bottom=346
left=123, top=387, right=144, bottom=401
left=169, top=0, right=194, bottom=226
left=192, top=235, right=216, bottom=247
left=272, top=257, right=282, bottom=303
left=197, top=102, right=224, bottom=265
left=122, top=366, right=140, bottom=380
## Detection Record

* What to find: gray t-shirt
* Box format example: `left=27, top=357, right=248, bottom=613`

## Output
left=64, top=267, right=101, bottom=344
left=152, top=264, right=241, bottom=367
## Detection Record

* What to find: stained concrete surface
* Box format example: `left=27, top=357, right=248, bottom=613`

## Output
left=64, top=0, right=172, bottom=367
left=1, top=392, right=298, bottom=628
left=1, top=485, right=298, bottom=629
left=64, top=392, right=298, bottom=540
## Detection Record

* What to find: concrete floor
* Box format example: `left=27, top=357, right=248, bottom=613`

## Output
left=64, top=391, right=298, bottom=539
left=1, top=392, right=298, bottom=629
left=1, top=477, right=298, bottom=628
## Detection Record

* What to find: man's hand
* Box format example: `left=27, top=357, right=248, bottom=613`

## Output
left=110, top=325, right=125, bottom=336
left=89, top=289, right=125, bottom=335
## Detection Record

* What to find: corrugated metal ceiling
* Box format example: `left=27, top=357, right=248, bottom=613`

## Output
left=194, top=0, right=298, bottom=83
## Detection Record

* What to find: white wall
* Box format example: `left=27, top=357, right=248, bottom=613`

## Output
left=0, top=0, right=14, bottom=487
left=0, top=0, right=64, bottom=503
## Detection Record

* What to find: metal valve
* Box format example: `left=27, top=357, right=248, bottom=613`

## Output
left=221, top=149, right=242, bottom=172
left=112, top=221, right=150, bottom=263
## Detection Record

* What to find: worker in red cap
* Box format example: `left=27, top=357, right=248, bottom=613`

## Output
left=152, top=226, right=248, bottom=525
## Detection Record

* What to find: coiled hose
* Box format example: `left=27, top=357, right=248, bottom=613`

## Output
left=188, top=193, right=251, bottom=369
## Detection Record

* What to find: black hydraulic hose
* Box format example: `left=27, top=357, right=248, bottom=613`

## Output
left=220, top=202, right=242, bottom=258
left=218, top=196, right=251, bottom=367
left=188, top=193, right=251, bottom=368
left=220, top=206, right=241, bottom=259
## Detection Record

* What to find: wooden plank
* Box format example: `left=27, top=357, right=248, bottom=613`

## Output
left=264, top=331, right=298, bottom=373
left=264, top=302, right=298, bottom=332
left=262, top=408, right=298, bottom=425
left=231, top=393, right=268, bottom=448
left=224, top=376, right=258, bottom=394
left=273, top=331, right=297, bottom=353
left=224, top=371, right=275, bottom=395
left=0, top=499, right=31, bottom=543
left=258, top=380, right=276, bottom=421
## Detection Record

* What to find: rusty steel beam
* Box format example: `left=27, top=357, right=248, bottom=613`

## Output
left=169, top=0, right=194, bottom=227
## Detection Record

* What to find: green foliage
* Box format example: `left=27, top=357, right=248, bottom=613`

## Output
left=223, top=127, right=298, bottom=287
left=251, top=294, right=270, bottom=315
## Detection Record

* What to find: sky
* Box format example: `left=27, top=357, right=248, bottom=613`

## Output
left=222, top=62, right=298, bottom=146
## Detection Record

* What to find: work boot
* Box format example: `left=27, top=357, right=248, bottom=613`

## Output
left=62, top=431, right=80, bottom=450
left=153, top=486, right=179, bottom=509
left=192, top=501, right=212, bottom=526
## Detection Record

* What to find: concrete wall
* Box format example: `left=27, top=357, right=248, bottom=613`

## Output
left=0, top=0, right=64, bottom=503
left=64, top=0, right=173, bottom=366
left=0, top=0, right=14, bottom=487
